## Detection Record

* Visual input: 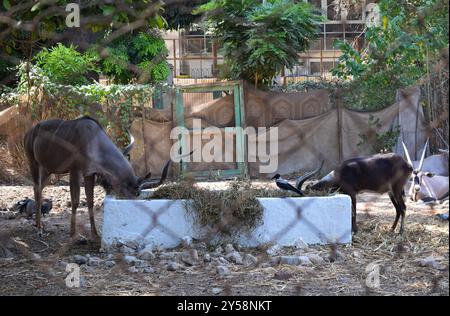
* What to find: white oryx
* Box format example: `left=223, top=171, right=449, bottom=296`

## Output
left=402, top=139, right=449, bottom=203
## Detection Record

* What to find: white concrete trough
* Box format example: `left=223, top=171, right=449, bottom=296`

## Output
left=102, top=194, right=352, bottom=249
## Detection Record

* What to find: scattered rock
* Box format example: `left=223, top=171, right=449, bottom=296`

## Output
left=298, top=256, right=313, bottom=266
left=120, top=245, right=136, bottom=255
left=167, top=261, right=181, bottom=271
left=73, top=255, right=87, bottom=265
left=57, top=261, right=68, bottom=269
left=181, top=250, right=198, bottom=266
left=195, top=242, right=208, bottom=252
left=159, top=252, right=177, bottom=260
left=225, top=251, right=243, bottom=265
left=225, top=244, right=235, bottom=254
left=266, top=244, right=281, bottom=256
left=280, top=256, right=300, bottom=266
left=328, top=249, right=345, bottom=263
left=31, top=253, right=41, bottom=260
left=352, top=251, right=362, bottom=259
left=143, top=267, right=155, bottom=273
left=138, top=246, right=156, bottom=261
left=123, top=255, right=138, bottom=265
left=214, top=246, right=223, bottom=255
left=216, top=265, right=230, bottom=276
left=104, top=260, right=116, bottom=268
left=134, top=259, right=149, bottom=268
left=128, top=266, right=139, bottom=273
left=203, top=253, right=211, bottom=262
left=217, top=257, right=230, bottom=265
left=274, top=270, right=293, bottom=280
left=181, top=236, right=193, bottom=248
left=295, top=238, right=309, bottom=250
left=270, top=256, right=281, bottom=266
left=243, top=254, right=258, bottom=266
left=212, top=288, right=222, bottom=295
left=305, top=253, right=325, bottom=265
left=87, top=256, right=102, bottom=267
left=418, top=256, right=446, bottom=270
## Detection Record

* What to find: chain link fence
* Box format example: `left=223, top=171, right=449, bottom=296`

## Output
left=0, top=0, right=448, bottom=296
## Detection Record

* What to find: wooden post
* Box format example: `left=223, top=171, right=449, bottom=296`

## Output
left=173, top=39, right=177, bottom=79
left=336, top=90, right=343, bottom=163
left=212, top=39, right=218, bottom=77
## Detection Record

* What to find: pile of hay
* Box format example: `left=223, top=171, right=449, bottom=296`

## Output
left=152, top=179, right=264, bottom=236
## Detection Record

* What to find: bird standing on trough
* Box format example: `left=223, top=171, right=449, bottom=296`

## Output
left=271, top=161, right=324, bottom=196
left=271, top=174, right=305, bottom=196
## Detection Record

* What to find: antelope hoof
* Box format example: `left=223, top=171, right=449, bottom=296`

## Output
left=90, top=233, right=101, bottom=243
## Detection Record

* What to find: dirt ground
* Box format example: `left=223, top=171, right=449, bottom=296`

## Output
left=0, top=183, right=448, bottom=296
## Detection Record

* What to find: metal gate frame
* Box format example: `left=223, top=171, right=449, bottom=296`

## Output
left=174, top=80, right=248, bottom=178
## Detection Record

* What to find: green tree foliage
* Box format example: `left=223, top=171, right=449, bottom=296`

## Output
left=197, top=0, right=323, bottom=87
left=332, top=0, right=449, bottom=110
left=162, top=0, right=208, bottom=30
left=0, top=0, right=166, bottom=85
left=34, top=43, right=98, bottom=85
left=100, top=31, right=170, bottom=84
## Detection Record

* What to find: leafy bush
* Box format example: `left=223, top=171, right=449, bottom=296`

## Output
left=197, top=0, right=323, bottom=87
left=332, top=0, right=449, bottom=110
left=3, top=63, right=157, bottom=146
left=34, top=43, right=98, bottom=86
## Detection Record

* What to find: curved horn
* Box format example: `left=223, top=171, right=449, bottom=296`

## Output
left=402, top=141, right=413, bottom=167
left=122, top=130, right=135, bottom=157
left=418, top=138, right=429, bottom=171
left=137, top=171, right=152, bottom=184
left=296, top=160, right=324, bottom=191
left=139, top=159, right=172, bottom=191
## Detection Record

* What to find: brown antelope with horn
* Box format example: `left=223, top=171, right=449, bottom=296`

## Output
left=24, top=116, right=173, bottom=239
left=310, top=154, right=413, bottom=234
left=402, top=139, right=449, bottom=203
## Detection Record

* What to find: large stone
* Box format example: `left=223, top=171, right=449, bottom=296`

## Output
left=280, top=256, right=300, bottom=266
left=225, top=244, right=235, bottom=254
left=305, top=253, right=325, bottom=265
left=242, top=254, right=258, bottom=266
left=225, top=251, right=243, bottom=265
left=138, top=246, right=156, bottom=261
left=418, top=256, right=446, bottom=270
left=181, top=250, right=198, bottom=266
left=73, top=255, right=87, bottom=265
left=87, top=256, right=102, bottom=267
left=123, top=255, right=138, bottom=265
left=216, top=265, right=230, bottom=276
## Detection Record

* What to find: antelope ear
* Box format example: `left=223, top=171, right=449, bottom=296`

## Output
left=425, top=172, right=435, bottom=178
left=137, top=172, right=152, bottom=184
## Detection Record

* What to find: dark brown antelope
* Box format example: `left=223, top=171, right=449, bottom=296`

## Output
left=24, top=116, right=171, bottom=239
left=310, top=153, right=413, bottom=234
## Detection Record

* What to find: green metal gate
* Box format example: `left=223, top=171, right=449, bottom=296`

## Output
left=175, top=80, right=248, bottom=178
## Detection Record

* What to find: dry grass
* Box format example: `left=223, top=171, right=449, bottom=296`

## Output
left=0, top=185, right=448, bottom=296
left=152, top=178, right=265, bottom=236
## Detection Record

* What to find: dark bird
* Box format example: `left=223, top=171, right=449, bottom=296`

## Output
left=14, top=198, right=53, bottom=218
left=271, top=174, right=305, bottom=196
left=272, top=161, right=324, bottom=196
